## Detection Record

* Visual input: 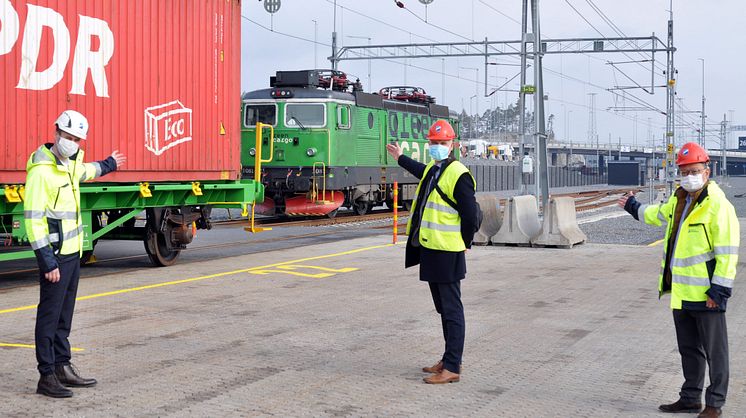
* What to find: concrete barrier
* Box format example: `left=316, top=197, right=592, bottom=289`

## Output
left=491, top=195, right=541, bottom=245
left=472, top=195, right=502, bottom=245
left=531, top=196, right=587, bottom=248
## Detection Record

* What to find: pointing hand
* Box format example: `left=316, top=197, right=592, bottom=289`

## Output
left=111, top=150, right=127, bottom=168
left=617, top=190, right=634, bottom=209
left=386, top=142, right=403, bottom=161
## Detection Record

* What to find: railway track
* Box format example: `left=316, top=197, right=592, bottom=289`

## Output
left=1, top=186, right=661, bottom=282
left=213, top=186, right=659, bottom=229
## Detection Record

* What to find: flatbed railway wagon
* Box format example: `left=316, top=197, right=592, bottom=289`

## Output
left=240, top=70, right=460, bottom=217
left=1, top=0, right=263, bottom=266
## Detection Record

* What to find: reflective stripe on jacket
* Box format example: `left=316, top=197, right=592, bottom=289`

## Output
left=638, top=182, right=739, bottom=309
left=406, top=160, right=475, bottom=252
left=24, top=145, right=101, bottom=262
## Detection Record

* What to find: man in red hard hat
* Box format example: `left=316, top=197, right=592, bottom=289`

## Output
left=618, top=142, right=739, bottom=418
left=386, top=119, right=479, bottom=384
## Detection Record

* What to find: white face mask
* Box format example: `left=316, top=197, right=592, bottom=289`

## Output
left=680, top=173, right=705, bottom=192
left=55, top=135, right=79, bottom=158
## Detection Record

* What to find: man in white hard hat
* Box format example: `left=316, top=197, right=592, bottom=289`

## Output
left=24, top=110, right=126, bottom=398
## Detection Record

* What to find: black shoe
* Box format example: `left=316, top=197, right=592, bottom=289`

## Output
left=54, top=364, right=97, bottom=387
left=36, top=374, right=73, bottom=398
left=659, top=399, right=702, bottom=413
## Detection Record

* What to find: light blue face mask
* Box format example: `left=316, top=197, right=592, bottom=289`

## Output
left=429, top=144, right=450, bottom=161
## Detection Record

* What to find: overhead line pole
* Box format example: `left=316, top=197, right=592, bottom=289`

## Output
left=664, top=2, right=676, bottom=196
left=532, top=0, right=549, bottom=209
left=518, top=0, right=529, bottom=194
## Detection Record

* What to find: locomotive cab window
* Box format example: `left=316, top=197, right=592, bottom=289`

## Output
left=244, top=104, right=277, bottom=127
left=337, top=105, right=351, bottom=129
left=285, top=103, right=326, bottom=128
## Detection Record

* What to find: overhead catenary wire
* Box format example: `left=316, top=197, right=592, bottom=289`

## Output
left=245, top=13, right=669, bottom=133
left=248, top=2, right=696, bottom=137
left=242, top=14, right=501, bottom=92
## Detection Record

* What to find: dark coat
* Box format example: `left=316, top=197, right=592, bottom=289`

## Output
left=398, top=155, right=478, bottom=283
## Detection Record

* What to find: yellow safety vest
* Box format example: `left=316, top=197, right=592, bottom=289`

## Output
left=406, top=160, right=475, bottom=252
left=24, top=145, right=102, bottom=257
left=639, top=182, right=739, bottom=309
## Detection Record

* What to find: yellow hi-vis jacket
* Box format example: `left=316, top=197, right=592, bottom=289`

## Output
left=638, top=182, right=739, bottom=310
left=24, top=144, right=109, bottom=272
left=406, top=160, right=475, bottom=252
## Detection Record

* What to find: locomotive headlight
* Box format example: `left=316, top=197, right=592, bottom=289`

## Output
left=306, top=147, right=317, bottom=157
left=249, top=148, right=256, bottom=156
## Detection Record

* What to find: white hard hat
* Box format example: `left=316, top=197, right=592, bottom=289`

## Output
left=55, top=110, right=89, bottom=140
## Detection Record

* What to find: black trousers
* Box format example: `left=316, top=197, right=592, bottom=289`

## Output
left=428, top=281, right=464, bottom=374
left=35, top=255, right=80, bottom=375
left=673, top=309, right=729, bottom=408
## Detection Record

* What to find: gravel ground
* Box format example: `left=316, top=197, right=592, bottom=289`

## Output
left=579, top=176, right=746, bottom=245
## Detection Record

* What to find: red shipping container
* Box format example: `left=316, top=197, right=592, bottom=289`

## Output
left=0, top=0, right=242, bottom=184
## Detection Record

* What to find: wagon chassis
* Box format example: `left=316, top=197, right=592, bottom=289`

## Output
left=1, top=180, right=262, bottom=266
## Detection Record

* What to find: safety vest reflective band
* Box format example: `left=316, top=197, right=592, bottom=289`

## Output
left=24, top=145, right=100, bottom=256
left=406, top=160, right=475, bottom=252
left=640, top=182, right=740, bottom=309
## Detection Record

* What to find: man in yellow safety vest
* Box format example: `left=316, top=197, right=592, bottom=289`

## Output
left=386, top=119, right=479, bottom=384
left=618, top=142, right=738, bottom=418
left=25, top=110, right=126, bottom=398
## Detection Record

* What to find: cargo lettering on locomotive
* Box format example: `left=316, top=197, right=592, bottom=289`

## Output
left=387, top=110, right=431, bottom=141
left=0, top=0, right=114, bottom=97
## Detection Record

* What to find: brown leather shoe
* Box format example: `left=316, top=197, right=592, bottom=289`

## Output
left=658, top=399, right=702, bottom=413
left=423, top=370, right=460, bottom=384
left=697, top=406, right=722, bottom=418
left=422, top=361, right=443, bottom=374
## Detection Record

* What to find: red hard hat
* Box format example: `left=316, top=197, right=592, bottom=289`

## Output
left=427, top=120, right=456, bottom=141
left=676, top=142, right=709, bottom=166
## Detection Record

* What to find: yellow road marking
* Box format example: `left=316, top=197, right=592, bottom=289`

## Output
left=648, top=238, right=665, bottom=247
left=250, top=264, right=359, bottom=278
left=276, top=265, right=359, bottom=273
left=0, top=243, right=393, bottom=315
left=250, top=270, right=335, bottom=278
left=0, top=343, right=84, bottom=352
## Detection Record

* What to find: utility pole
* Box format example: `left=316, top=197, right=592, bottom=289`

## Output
left=531, top=0, right=548, bottom=208
left=699, top=58, right=706, bottom=147
left=720, top=114, right=727, bottom=177
left=568, top=110, right=573, bottom=160
left=331, top=0, right=338, bottom=70
left=518, top=0, right=529, bottom=194
left=460, top=67, right=480, bottom=134
left=588, top=93, right=598, bottom=169
left=664, top=1, right=676, bottom=195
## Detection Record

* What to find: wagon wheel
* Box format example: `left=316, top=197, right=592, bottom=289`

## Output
left=352, top=200, right=372, bottom=216
left=144, top=231, right=181, bottom=267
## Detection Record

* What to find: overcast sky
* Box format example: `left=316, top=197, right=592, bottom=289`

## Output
left=241, top=0, right=745, bottom=149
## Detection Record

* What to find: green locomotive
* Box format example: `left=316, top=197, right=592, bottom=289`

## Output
left=241, top=70, right=461, bottom=217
